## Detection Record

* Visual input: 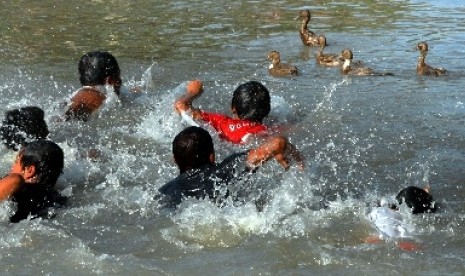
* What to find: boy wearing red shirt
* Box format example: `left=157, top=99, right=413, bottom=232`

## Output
left=175, top=80, right=270, bottom=144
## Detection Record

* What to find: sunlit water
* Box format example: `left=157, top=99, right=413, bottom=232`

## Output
left=1, top=0, right=464, bottom=274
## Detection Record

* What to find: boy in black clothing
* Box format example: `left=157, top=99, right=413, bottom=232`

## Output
left=158, top=126, right=303, bottom=207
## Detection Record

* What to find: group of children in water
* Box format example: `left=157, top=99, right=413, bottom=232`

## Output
left=0, top=50, right=437, bottom=250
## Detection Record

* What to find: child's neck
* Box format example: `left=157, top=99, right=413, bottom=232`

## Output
left=82, top=85, right=107, bottom=95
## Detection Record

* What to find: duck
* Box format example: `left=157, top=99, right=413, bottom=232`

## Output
left=340, top=49, right=393, bottom=76
left=298, top=10, right=324, bottom=47
left=416, top=42, right=447, bottom=76
left=315, top=35, right=342, bottom=67
left=267, top=51, right=299, bottom=77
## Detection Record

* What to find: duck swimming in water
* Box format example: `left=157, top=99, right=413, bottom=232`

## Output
left=340, top=49, right=393, bottom=76
left=416, top=42, right=447, bottom=76
left=315, top=35, right=342, bottom=67
left=298, top=10, right=324, bottom=47
left=267, top=51, right=299, bottom=77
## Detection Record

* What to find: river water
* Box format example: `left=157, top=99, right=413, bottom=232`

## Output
left=1, top=0, right=464, bottom=274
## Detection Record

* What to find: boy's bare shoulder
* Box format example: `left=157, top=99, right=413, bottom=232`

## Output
left=69, top=88, right=106, bottom=109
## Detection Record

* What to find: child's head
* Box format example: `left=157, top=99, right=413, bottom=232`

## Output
left=231, top=81, right=271, bottom=122
left=78, top=51, right=122, bottom=92
left=1, top=106, right=49, bottom=151
left=16, top=140, right=64, bottom=187
left=173, top=126, right=215, bottom=173
left=396, top=186, right=436, bottom=214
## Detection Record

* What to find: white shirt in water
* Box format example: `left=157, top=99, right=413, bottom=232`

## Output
left=75, top=84, right=143, bottom=104
left=367, top=206, right=414, bottom=239
left=117, top=85, right=145, bottom=103
left=180, top=110, right=199, bottom=127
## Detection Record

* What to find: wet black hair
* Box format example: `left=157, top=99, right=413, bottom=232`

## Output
left=78, top=51, right=121, bottom=92
left=231, top=81, right=271, bottom=122
left=10, top=140, right=65, bottom=223
left=396, top=186, right=436, bottom=214
left=173, top=126, right=214, bottom=173
left=19, top=140, right=64, bottom=188
left=1, top=106, right=49, bottom=151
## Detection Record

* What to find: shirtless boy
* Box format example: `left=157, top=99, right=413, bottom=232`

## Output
left=64, top=51, right=122, bottom=121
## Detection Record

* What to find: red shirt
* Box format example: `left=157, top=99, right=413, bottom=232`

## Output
left=199, top=111, right=267, bottom=144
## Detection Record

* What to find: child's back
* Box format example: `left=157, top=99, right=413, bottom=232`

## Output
left=64, top=51, right=122, bottom=121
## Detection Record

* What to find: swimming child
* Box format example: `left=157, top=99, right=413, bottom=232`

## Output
left=366, top=185, right=436, bottom=250
left=0, top=140, right=65, bottom=222
left=1, top=106, right=49, bottom=151
left=175, top=80, right=271, bottom=144
left=158, top=126, right=303, bottom=207
left=64, top=50, right=142, bottom=121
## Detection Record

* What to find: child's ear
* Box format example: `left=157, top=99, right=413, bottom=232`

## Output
left=209, top=153, right=215, bottom=164
left=22, top=165, right=37, bottom=183
left=106, top=76, right=122, bottom=87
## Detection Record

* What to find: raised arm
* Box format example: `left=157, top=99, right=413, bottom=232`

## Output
left=174, top=80, right=204, bottom=119
left=246, top=136, right=304, bottom=170
left=0, top=173, right=24, bottom=201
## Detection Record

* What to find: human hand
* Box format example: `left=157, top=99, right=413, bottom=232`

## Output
left=283, top=141, right=304, bottom=171
left=174, top=80, right=203, bottom=114
left=186, top=80, right=203, bottom=98
left=246, top=136, right=304, bottom=171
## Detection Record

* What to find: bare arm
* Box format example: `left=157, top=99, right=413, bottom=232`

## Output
left=174, top=80, right=204, bottom=119
left=0, top=173, right=24, bottom=201
left=246, top=136, right=304, bottom=170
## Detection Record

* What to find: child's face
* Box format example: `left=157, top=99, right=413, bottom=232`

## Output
left=9, top=152, right=37, bottom=183
left=231, top=106, right=239, bottom=119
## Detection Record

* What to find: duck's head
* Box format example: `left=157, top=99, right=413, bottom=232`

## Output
left=341, top=49, right=353, bottom=60
left=299, top=10, right=311, bottom=20
left=417, top=41, right=429, bottom=54
left=267, top=51, right=281, bottom=63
